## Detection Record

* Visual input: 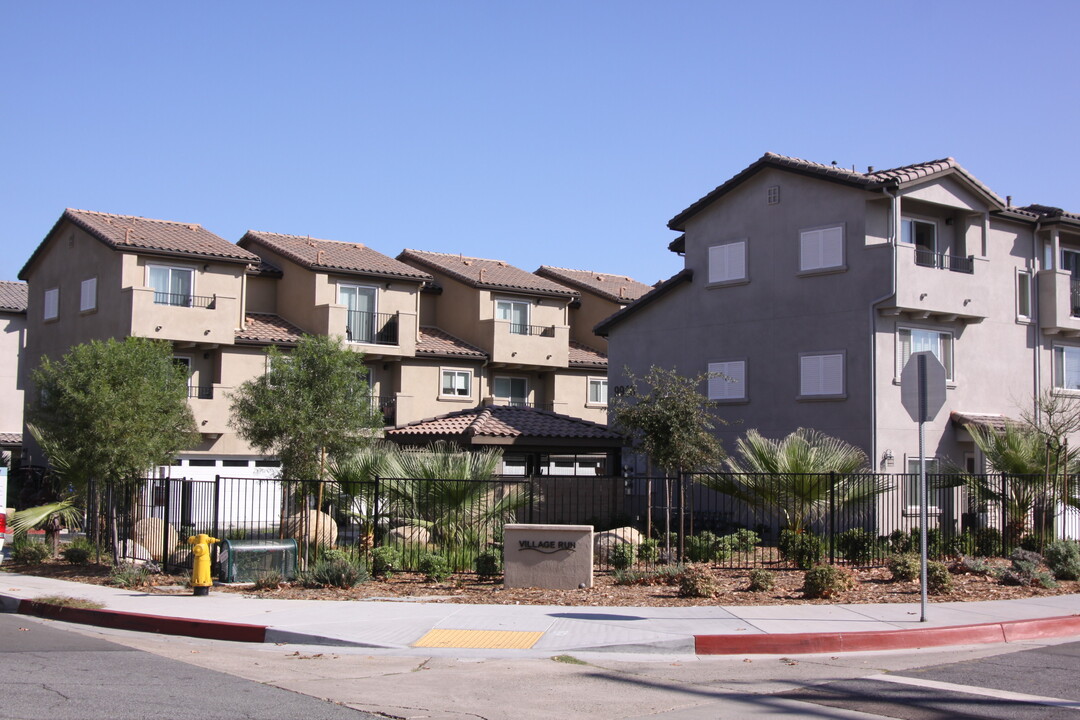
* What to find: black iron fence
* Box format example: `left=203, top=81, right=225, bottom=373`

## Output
left=84, top=471, right=1079, bottom=575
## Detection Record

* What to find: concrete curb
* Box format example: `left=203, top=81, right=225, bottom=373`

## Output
left=694, top=614, right=1080, bottom=655
left=16, top=599, right=268, bottom=643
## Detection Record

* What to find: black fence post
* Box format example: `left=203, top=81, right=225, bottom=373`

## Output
left=213, top=475, right=221, bottom=543
left=373, top=475, right=381, bottom=549
left=828, top=471, right=836, bottom=564
left=162, top=478, right=172, bottom=573
left=1000, top=474, right=1009, bottom=556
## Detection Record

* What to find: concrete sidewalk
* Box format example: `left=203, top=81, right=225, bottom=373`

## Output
left=3, top=571, right=1080, bottom=657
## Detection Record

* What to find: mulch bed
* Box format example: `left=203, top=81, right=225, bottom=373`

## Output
left=5, top=558, right=1078, bottom=607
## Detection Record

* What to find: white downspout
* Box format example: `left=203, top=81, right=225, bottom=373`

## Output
left=1032, top=219, right=1042, bottom=425
left=869, top=183, right=901, bottom=470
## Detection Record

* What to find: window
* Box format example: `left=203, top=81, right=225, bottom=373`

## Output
left=1017, top=269, right=1032, bottom=320
left=339, top=284, right=377, bottom=343
left=708, top=240, right=747, bottom=284
left=496, top=299, right=530, bottom=335
left=80, top=278, right=97, bottom=312
left=493, top=376, right=528, bottom=406
left=901, top=219, right=937, bottom=267
left=767, top=186, right=780, bottom=205
left=799, top=225, right=844, bottom=272
left=799, top=352, right=844, bottom=398
left=898, top=327, right=954, bottom=381
left=707, top=360, right=746, bottom=401
left=1063, top=248, right=1080, bottom=278
left=904, top=457, right=940, bottom=512
left=43, top=287, right=58, bottom=320
left=1054, top=345, right=1080, bottom=391
left=441, top=369, right=472, bottom=398
left=587, top=377, right=608, bottom=405
left=149, top=265, right=194, bottom=306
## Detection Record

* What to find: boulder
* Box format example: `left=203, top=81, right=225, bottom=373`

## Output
left=284, top=510, right=338, bottom=547
left=594, top=527, right=644, bottom=561
left=389, top=525, right=431, bottom=545
left=118, top=539, right=153, bottom=563
left=133, top=517, right=180, bottom=561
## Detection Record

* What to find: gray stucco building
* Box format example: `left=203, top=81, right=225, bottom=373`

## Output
left=598, top=153, right=1080, bottom=502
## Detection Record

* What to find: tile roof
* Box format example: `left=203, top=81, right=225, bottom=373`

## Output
left=0, top=432, right=21, bottom=447
left=950, top=411, right=1015, bottom=433
left=241, top=231, right=432, bottom=282
left=568, top=341, right=607, bottom=368
left=535, top=266, right=652, bottom=304
left=246, top=258, right=283, bottom=277
left=235, top=313, right=304, bottom=345
left=0, top=280, right=28, bottom=312
left=1017, top=204, right=1080, bottom=223
left=65, top=209, right=257, bottom=263
left=416, top=326, right=487, bottom=358
left=668, top=152, right=1007, bottom=231
left=399, top=250, right=577, bottom=298
left=387, top=405, right=622, bottom=441
left=594, top=269, right=694, bottom=336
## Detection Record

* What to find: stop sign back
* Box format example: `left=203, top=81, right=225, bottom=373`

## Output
left=900, top=351, right=947, bottom=422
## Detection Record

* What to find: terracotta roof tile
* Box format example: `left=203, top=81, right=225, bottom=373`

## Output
left=950, top=411, right=1016, bottom=433
left=568, top=341, right=607, bottom=368
left=1018, top=204, right=1080, bottom=222
left=65, top=209, right=258, bottom=263
left=387, top=405, right=621, bottom=441
left=0, top=281, right=28, bottom=312
left=669, top=152, right=1007, bottom=230
left=0, top=432, right=21, bottom=447
left=594, top=269, right=694, bottom=336
left=241, top=231, right=431, bottom=281
left=399, top=250, right=577, bottom=298
left=235, top=313, right=304, bottom=345
left=535, top=266, right=652, bottom=304
left=417, top=327, right=487, bottom=358
left=246, top=258, right=283, bottom=277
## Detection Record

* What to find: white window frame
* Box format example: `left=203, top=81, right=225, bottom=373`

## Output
left=495, top=298, right=531, bottom=335
left=587, top=377, right=608, bottom=406
left=43, top=287, right=59, bottom=320
left=707, top=239, right=748, bottom=285
left=440, top=368, right=473, bottom=399
left=493, top=375, right=529, bottom=406
left=707, top=360, right=746, bottom=401
left=767, top=185, right=780, bottom=205
left=798, top=351, right=845, bottom=399
left=338, top=283, right=379, bottom=344
left=1053, top=344, right=1080, bottom=392
left=901, top=217, right=938, bottom=267
left=798, top=224, right=845, bottom=273
left=80, top=277, right=97, bottom=312
left=1016, top=268, right=1033, bottom=321
left=897, top=326, right=954, bottom=382
left=904, top=456, right=941, bottom=514
left=147, top=264, right=195, bottom=307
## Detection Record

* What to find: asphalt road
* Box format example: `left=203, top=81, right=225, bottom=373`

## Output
left=0, top=613, right=378, bottom=720
left=782, top=640, right=1080, bottom=720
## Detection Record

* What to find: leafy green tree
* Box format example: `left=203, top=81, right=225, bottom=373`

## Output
left=699, top=428, right=879, bottom=534
left=608, top=365, right=724, bottom=475
left=28, top=336, right=200, bottom=560
left=230, top=334, right=383, bottom=483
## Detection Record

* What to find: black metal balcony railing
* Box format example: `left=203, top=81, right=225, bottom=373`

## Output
left=913, top=250, right=974, bottom=274
left=154, top=292, right=216, bottom=308
left=491, top=398, right=554, bottom=410
left=345, top=311, right=399, bottom=346
left=506, top=323, right=556, bottom=337
left=188, top=386, right=213, bottom=400
left=370, top=395, right=396, bottom=425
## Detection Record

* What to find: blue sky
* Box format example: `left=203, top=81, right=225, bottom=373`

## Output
left=4, top=1, right=1080, bottom=286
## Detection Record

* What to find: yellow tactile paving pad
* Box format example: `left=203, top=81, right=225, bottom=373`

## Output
left=412, top=628, right=544, bottom=649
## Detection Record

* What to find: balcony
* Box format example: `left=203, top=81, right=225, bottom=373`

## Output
left=345, top=311, right=399, bottom=346
left=1038, top=269, right=1080, bottom=336
left=126, top=287, right=240, bottom=345
left=882, top=244, right=986, bottom=324
left=370, top=395, right=396, bottom=426
left=187, top=385, right=214, bottom=400
left=154, top=292, right=217, bottom=309
left=481, top=319, right=569, bottom=368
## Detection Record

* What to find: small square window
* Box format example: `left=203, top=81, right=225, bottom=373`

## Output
left=707, top=361, right=746, bottom=401
left=767, top=185, right=780, bottom=205
left=708, top=240, right=747, bottom=284
left=441, top=369, right=472, bottom=398
left=799, top=225, right=844, bottom=272
left=799, top=352, right=844, bottom=398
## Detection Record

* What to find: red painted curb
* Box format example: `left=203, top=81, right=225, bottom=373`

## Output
left=695, top=614, right=1080, bottom=655
left=18, top=600, right=267, bottom=643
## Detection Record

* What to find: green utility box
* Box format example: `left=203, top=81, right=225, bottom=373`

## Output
left=219, top=538, right=298, bottom=582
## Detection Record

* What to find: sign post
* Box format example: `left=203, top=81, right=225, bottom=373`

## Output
left=899, top=351, right=947, bottom=622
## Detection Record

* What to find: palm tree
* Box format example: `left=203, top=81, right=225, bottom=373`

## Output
left=697, top=428, right=880, bottom=534
left=945, top=422, right=1080, bottom=542
left=9, top=424, right=88, bottom=557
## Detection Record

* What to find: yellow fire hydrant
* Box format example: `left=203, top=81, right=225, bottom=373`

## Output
left=188, top=534, right=219, bottom=596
